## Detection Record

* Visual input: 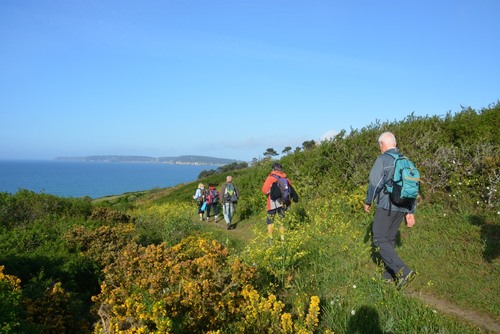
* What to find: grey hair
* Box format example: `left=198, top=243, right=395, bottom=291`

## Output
left=378, top=132, right=397, bottom=147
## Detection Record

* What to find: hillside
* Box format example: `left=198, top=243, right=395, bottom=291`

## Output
left=1, top=103, right=498, bottom=333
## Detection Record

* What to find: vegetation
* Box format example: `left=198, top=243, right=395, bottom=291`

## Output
left=1, top=103, right=498, bottom=333
left=198, top=161, right=249, bottom=179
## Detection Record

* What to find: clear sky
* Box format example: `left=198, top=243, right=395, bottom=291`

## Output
left=1, top=1, right=499, bottom=162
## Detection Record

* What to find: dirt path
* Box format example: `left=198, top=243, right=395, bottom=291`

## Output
left=408, top=291, right=500, bottom=333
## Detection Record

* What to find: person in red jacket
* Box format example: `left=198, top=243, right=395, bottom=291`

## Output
left=261, top=162, right=295, bottom=239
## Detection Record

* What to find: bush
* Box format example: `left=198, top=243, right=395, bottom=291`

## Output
left=0, top=265, right=22, bottom=333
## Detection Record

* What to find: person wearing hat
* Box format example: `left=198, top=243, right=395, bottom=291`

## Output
left=261, top=162, right=296, bottom=239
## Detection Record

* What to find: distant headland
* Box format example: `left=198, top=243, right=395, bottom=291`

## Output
left=55, top=155, right=238, bottom=166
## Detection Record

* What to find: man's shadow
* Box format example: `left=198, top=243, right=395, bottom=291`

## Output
left=468, top=215, right=500, bottom=262
left=346, top=305, right=384, bottom=334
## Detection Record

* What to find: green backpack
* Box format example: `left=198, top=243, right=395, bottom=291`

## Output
left=224, top=184, right=238, bottom=203
left=384, top=152, right=420, bottom=209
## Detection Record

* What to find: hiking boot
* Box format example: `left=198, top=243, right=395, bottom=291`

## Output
left=384, top=278, right=395, bottom=285
left=382, top=271, right=395, bottom=285
left=397, top=270, right=416, bottom=290
left=226, top=224, right=231, bottom=230
left=206, top=217, right=210, bottom=222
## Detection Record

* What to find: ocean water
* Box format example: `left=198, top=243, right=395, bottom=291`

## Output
left=0, top=160, right=214, bottom=198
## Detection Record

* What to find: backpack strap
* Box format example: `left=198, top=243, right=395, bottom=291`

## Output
left=271, top=174, right=283, bottom=190
left=382, top=151, right=399, bottom=216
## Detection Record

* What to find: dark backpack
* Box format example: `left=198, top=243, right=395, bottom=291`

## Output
left=270, top=175, right=291, bottom=204
left=224, top=183, right=238, bottom=203
left=384, top=152, right=420, bottom=209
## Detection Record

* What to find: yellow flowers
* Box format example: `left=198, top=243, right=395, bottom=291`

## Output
left=305, top=295, right=320, bottom=329
left=91, top=235, right=322, bottom=333
left=0, top=265, right=21, bottom=290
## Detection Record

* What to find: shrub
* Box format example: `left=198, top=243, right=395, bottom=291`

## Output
left=92, top=236, right=321, bottom=333
left=0, top=265, right=22, bottom=333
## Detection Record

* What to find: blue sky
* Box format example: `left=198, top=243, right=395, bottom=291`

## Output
left=1, top=1, right=499, bottom=162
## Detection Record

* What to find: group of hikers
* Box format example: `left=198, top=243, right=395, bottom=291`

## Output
left=193, top=131, right=419, bottom=288
left=193, top=175, right=241, bottom=230
left=193, top=162, right=298, bottom=231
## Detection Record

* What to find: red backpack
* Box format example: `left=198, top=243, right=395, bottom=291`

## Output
left=206, top=187, right=219, bottom=204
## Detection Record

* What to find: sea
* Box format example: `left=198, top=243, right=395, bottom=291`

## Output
left=0, top=160, right=215, bottom=199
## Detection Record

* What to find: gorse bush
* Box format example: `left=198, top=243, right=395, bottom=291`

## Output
left=92, top=236, right=321, bottom=334
left=0, top=103, right=498, bottom=333
left=0, top=265, right=22, bottom=333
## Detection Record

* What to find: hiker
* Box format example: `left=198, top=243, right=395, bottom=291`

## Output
left=193, top=183, right=206, bottom=221
left=262, top=162, right=296, bottom=240
left=205, top=183, right=220, bottom=222
left=364, top=132, right=417, bottom=288
left=220, top=175, right=240, bottom=230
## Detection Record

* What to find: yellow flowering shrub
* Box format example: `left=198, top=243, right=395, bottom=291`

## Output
left=232, top=285, right=321, bottom=333
left=92, top=235, right=322, bottom=333
left=92, top=236, right=256, bottom=333
left=24, top=282, right=90, bottom=333
left=0, top=265, right=22, bottom=333
left=65, top=223, right=137, bottom=267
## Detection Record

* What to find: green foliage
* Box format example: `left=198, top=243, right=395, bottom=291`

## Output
left=131, top=201, right=202, bottom=247
left=0, top=102, right=498, bottom=333
left=0, top=190, right=93, bottom=229
left=198, top=161, right=249, bottom=179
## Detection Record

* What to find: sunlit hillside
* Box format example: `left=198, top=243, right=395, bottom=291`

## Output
left=1, top=103, right=498, bottom=333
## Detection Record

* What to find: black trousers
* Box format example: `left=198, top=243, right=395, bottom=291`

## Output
left=372, top=208, right=411, bottom=278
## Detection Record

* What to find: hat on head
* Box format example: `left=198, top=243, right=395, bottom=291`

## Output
left=272, top=162, right=283, bottom=171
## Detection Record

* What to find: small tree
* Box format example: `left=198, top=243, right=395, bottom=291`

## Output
left=302, top=140, right=316, bottom=151
left=282, top=146, right=292, bottom=155
left=263, top=148, right=278, bottom=159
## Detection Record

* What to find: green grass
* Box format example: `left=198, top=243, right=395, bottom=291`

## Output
left=402, top=206, right=500, bottom=319
left=179, top=195, right=498, bottom=333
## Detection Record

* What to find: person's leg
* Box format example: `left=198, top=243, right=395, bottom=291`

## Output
left=206, top=204, right=211, bottom=221
left=372, top=209, right=409, bottom=276
left=266, top=209, right=276, bottom=237
left=198, top=202, right=203, bottom=221
left=276, top=207, right=285, bottom=239
left=224, top=203, right=235, bottom=229
left=213, top=204, right=219, bottom=222
left=223, top=203, right=230, bottom=224
left=228, top=203, right=234, bottom=223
